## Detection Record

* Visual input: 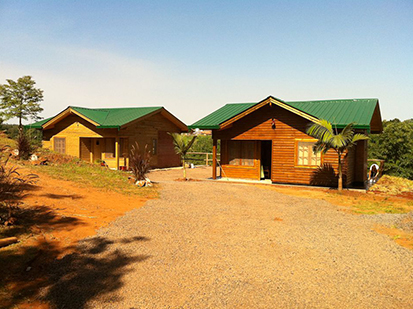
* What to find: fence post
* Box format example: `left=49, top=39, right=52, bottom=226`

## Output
left=206, top=153, right=209, bottom=166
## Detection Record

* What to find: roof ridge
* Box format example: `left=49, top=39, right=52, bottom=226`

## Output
left=286, top=98, right=378, bottom=103
left=70, top=106, right=163, bottom=111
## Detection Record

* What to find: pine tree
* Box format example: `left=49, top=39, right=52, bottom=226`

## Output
left=0, top=76, right=44, bottom=129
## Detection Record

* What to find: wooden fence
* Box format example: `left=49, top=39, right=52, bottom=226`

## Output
left=186, top=152, right=220, bottom=166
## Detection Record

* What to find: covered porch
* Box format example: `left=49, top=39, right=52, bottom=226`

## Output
left=210, top=139, right=272, bottom=181
left=80, top=137, right=129, bottom=170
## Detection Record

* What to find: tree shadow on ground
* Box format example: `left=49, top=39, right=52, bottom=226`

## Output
left=0, top=203, right=85, bottom=308
left=40, top=193, right=83, bottom=200
left=44, top=236, right=150, bottom=309
left=1, top=236, right=150, bottom=309
left=0, top=204, right=83, bottom=238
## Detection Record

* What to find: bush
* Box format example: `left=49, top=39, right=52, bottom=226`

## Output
left=17, top=130, right=32, bottom=160
left=0, top=146, right=37, bottom=223
left=130, top=142, right=151, bottom=182
left=369, top=119, right=413, bottom=180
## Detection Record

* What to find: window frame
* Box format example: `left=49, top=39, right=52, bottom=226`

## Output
left=294, top=139, right=323, bottom=168
left=54, top=137, right=66, bottom=154
left=152, top=138, right=158, bottom=155
left=226, top=140, right=256, bottom=167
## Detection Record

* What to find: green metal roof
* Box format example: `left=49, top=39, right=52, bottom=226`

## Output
left=189, top=97, right=379, bottom=130
left=70, top=106, right=162, bottom=128
left=25, top=117, right=54, bottom=129
left=28, top=106, right=163, bottom=129
left=287, top=99, right=378, bottom=129
left=189, top=103, right=256, bottom=129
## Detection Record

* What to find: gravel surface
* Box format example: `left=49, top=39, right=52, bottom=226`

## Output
left=44, top=167, right=413, bottom=308
left=363, top=212, right=413, bottom=233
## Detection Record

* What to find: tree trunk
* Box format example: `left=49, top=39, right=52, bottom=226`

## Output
left=182, top=156, right=186, bottom=179
left=338, top=153, right=343, bottom=192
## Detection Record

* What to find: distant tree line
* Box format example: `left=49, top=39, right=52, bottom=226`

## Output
left=0, top=123, right=42, bottom=148
left=369, top=119, right=413, bottom=180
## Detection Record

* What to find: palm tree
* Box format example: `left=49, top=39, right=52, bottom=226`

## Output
left=169, top=133, right=197, bottom=179
left=307, top=120, right=369, bottom=191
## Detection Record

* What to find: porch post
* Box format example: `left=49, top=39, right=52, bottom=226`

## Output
left=115, top=137, right=120, bottom=170
left=90, top=138, right=94, bottom=163
left=212, top=138, right=217, bottom=179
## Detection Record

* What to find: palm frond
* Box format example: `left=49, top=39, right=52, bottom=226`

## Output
left=169, top=132, right=197, bottom=156
left=352, top=133, right=369, bottom=143
left=183, top=136, right=197, bottom=153
left=307, top=120, right=334, bottom=142
left=313, top=141, right=328, bottom=154
left=340, top=122, right=355, bottom=143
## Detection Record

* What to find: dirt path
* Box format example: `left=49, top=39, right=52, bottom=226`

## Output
left=41, top=168, right=413, bottom=309
left=21, top=171, right=148, bottom=255
left=1, top=169, right=150, bottom=309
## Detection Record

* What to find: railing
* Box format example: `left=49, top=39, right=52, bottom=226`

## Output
left=186, top=152, right=220, bottom=166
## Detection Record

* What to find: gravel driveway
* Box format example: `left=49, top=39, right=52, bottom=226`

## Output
left=44, top=168, right=413, bottom=308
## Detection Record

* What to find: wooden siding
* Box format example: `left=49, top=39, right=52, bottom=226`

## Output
left=354, top=139, right=368, bottom=184
left=120, top=113, right=181, bottom=168
left=157, top=131, right=181, bottom=167
left=42, top=114, right=111, bottom=157
left=42, top=111, right=182, bottom=169
left=214, top=104, right=359, bottom=187
left=80, top=138, right=92, bottom=161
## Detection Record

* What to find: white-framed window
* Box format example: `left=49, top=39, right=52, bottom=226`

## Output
left=296, top=140, right=321, bottom=167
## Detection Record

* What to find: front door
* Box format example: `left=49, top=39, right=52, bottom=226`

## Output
left=261, top=140, right=272, bottom=179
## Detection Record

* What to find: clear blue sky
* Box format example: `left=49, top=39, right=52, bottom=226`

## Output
left=0, top=0, right=412, bottom=125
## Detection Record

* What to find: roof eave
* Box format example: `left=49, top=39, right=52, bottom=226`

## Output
left=96, top=125, right=120, bottom=129
left=188, top=125, right=220, bottom=130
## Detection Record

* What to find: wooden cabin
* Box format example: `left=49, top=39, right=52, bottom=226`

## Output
left=189, top=96, right=383, bottom=187
left=29, top=106, right=187, bottom=169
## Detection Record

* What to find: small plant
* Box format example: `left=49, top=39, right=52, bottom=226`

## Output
left=0, top=146, right=37, bottom=223
left=130, top=142, right=151, bottom=185
left=169, top=133, right=196, bottom=179
left=17, top=130, right=32, bottom=160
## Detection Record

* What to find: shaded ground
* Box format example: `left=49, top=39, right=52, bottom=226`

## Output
left=44, top=166, right=413, bottom=308
left=0, top=169, right=151, bottom=309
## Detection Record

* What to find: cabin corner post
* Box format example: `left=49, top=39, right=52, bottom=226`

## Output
left=212, top=138, right=217, bottom=179
left=115, top=137, right=120, bottom=170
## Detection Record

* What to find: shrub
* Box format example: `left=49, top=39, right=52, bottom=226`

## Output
left=17, top=130, right=32, bottom=160
left=0, top=146, right=37, bottom=222
left=130, top=142, right=151, bottom=182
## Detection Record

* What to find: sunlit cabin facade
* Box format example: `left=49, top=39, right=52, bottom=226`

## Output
left=29, top=106, right=187, bottom=169
left=189, top=96, right=383, bottom=187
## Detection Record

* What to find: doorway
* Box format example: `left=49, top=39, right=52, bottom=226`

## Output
left=261, top=140, right=272, bottom=179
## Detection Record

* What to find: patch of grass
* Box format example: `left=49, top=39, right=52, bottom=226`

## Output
left=0, top=135, right=16, bottom=148
left=371, top=175, right=413, bottom=195
left=351, top=200, right=409, bottom=215
left=29, top=161, right=158, bottom=197
left=0, top=135, right=157, bottom=198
